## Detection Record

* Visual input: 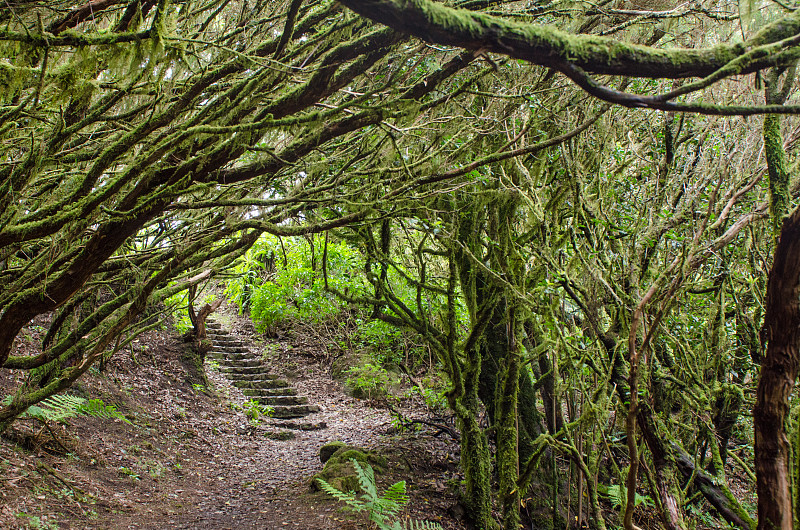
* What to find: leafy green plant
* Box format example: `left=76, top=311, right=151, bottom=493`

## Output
left=598, top=483, right=654, bottom=509
left=3, top=394, right=130, bottom=424
left=356, top=320, right=404, bottom=363
left=227, top=235, right=368, bottom=331
left=235, top=399, right=273, bottom=426
left=345, top=363, right=393, bottom=400
left=118, top=466, right=140, bottom=480
left=164, top=288, right=193, bottom=334
left=16, top=513, right=58, bottom=530
left=413, top=385, right=448, bottom=413
left=317, top=458, right=442, bottom=530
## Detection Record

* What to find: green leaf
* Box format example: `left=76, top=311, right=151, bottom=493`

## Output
left=3, top=394, right=130, bottom=424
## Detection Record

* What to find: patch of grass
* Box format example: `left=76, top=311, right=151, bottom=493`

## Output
left=118, top=466, right=140, bottom=480
left=16, top=513, right=59, bottom=530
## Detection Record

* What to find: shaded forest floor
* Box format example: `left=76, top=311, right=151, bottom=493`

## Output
left=0, top=306, right=467, bottom=529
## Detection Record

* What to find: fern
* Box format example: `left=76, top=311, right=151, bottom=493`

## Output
left=3, top=394, right=130, bottom=424
left=316, top=476, right=369, bottom=514
left=383, top=480, right=410, bottom=508
left=600, top=483, right=653, bottom=509
left=392, top=520, right=444, bottom=530
left=352, top=458, right=407, bottom=525
left=317, top=458, right=441, bottom=530
left=74, top=398, right=130, bottom=423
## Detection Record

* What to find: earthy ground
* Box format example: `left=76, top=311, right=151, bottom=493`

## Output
left=0, top=307, right=467, bottom=530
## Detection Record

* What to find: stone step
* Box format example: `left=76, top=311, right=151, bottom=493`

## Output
left=240, top=380, right=291, bottom=392
left=226, top=372, right=286, bottom=383
left=257, top=395, right=308, bottom=406
left=217, top=358, right=262, bottom=368
left=218, top=365, right=275, bottom=376
left=267, top=404, right=321, bottom=419
left=251, top=386, right=297, bottom=396
left=232, top=377, right=285, bottom=387
left=263, top=430, right=295, bottom=441
left=206, top=321, right=222, bottom=329
left=237, top=379, right=291, bottom=391
left=209, top=346, right=252, bottom=355
left=211, top=357, right=262, bottom=367
left=211, top=337, right=245, bottom=346
left=213, top=343, right=246, bottom=351
left=267, top=420, right=327, bottom=431
left=211, top=352, right=261, bottom=362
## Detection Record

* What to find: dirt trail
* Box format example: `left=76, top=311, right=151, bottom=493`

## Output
left=0, top=309, right=464, bottom=529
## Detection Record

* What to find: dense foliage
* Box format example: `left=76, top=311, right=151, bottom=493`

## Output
left=2, top=0, right=800, bottom=527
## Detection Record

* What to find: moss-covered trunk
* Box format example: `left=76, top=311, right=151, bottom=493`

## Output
left=764, top=66, right=794, bottom=238
left=479, top=309, right=544, bottom=460
left=497, top=309, right=521, bottom=530
left=454, top=368, right=495, bottom=529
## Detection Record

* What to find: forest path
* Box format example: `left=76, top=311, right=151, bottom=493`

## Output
left=206, top=320, right=323, bottom=427
left=101, top=313, right=396, bottom=529
left=1, top=306, right=462, bottom=529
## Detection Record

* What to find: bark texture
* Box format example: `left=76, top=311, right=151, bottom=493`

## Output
left=754, top=205, right=800, bottom=530
left=337, top=0, right=800, bottom=79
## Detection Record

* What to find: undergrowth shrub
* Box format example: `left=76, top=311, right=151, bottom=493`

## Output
left=317, top=458, right=442, bottom=530
left=230, top=399, right=273, bottom=426
left=227, top=235, right=367, bottom=333
left=345, top=363, right=396, bottom=400
left=412, top=375, right=449, bottom=413
left=354, top=320, right=427, bottom=368
left=225, top=234, right=467, bottom=405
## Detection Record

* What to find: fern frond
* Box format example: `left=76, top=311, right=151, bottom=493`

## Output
left=316, top=478, right=366, bottom=513
left=77, top=398, right=131, bottom=423
left=371, top=480, right=406, bottom=522
left=318, top=457, right=429, bottom=530
left=383, top=481, right=409, bottom=508
left=352, top=458, right=379, bottom=502
left=2, top=394, right=130, bottom=424
left=27, top=394, right=86, bottom=422
left=398, top=519, right=444, bottom=530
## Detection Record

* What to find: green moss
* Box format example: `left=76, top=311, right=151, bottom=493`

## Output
left=765, top=112, right=789, bottom=237
left=319, top=440, right=347, bottom=463
left=311, top=445, right=387, bottom=493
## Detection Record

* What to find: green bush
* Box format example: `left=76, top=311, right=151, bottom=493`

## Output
left=345, top=363, right=394, bottom=400
left=226, top=235, right=368, bottom=332
left=414, top=381, right=449, bottom=413
left=231, top=399, right=273, bottom=426
left=355, top=319, right=406, bottom=366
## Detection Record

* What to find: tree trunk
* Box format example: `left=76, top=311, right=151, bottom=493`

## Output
left=755, top=205, right=800, bottom=530
left=454, top=362, right=495, bottom=530
left=497, top=310, right=521, bottom=530
left=479, top=307, right=545, bottom=461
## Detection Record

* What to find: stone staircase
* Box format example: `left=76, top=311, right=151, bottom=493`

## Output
left=205, top=320, right=324, bottom=428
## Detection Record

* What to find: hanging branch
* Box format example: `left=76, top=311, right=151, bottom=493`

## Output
left=274, top=0, right=305, bottom=58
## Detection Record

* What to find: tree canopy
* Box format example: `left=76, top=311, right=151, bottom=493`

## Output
left=1, top=0, right=800, bottom=527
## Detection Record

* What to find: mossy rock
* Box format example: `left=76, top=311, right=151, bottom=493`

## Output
left=336, top=448, right=387, bottom=469
left=264, top=430, right=294, bottom=441
left=320, top=441, right=347, bottom=464
left=311, top=445, right=387, bottom=493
